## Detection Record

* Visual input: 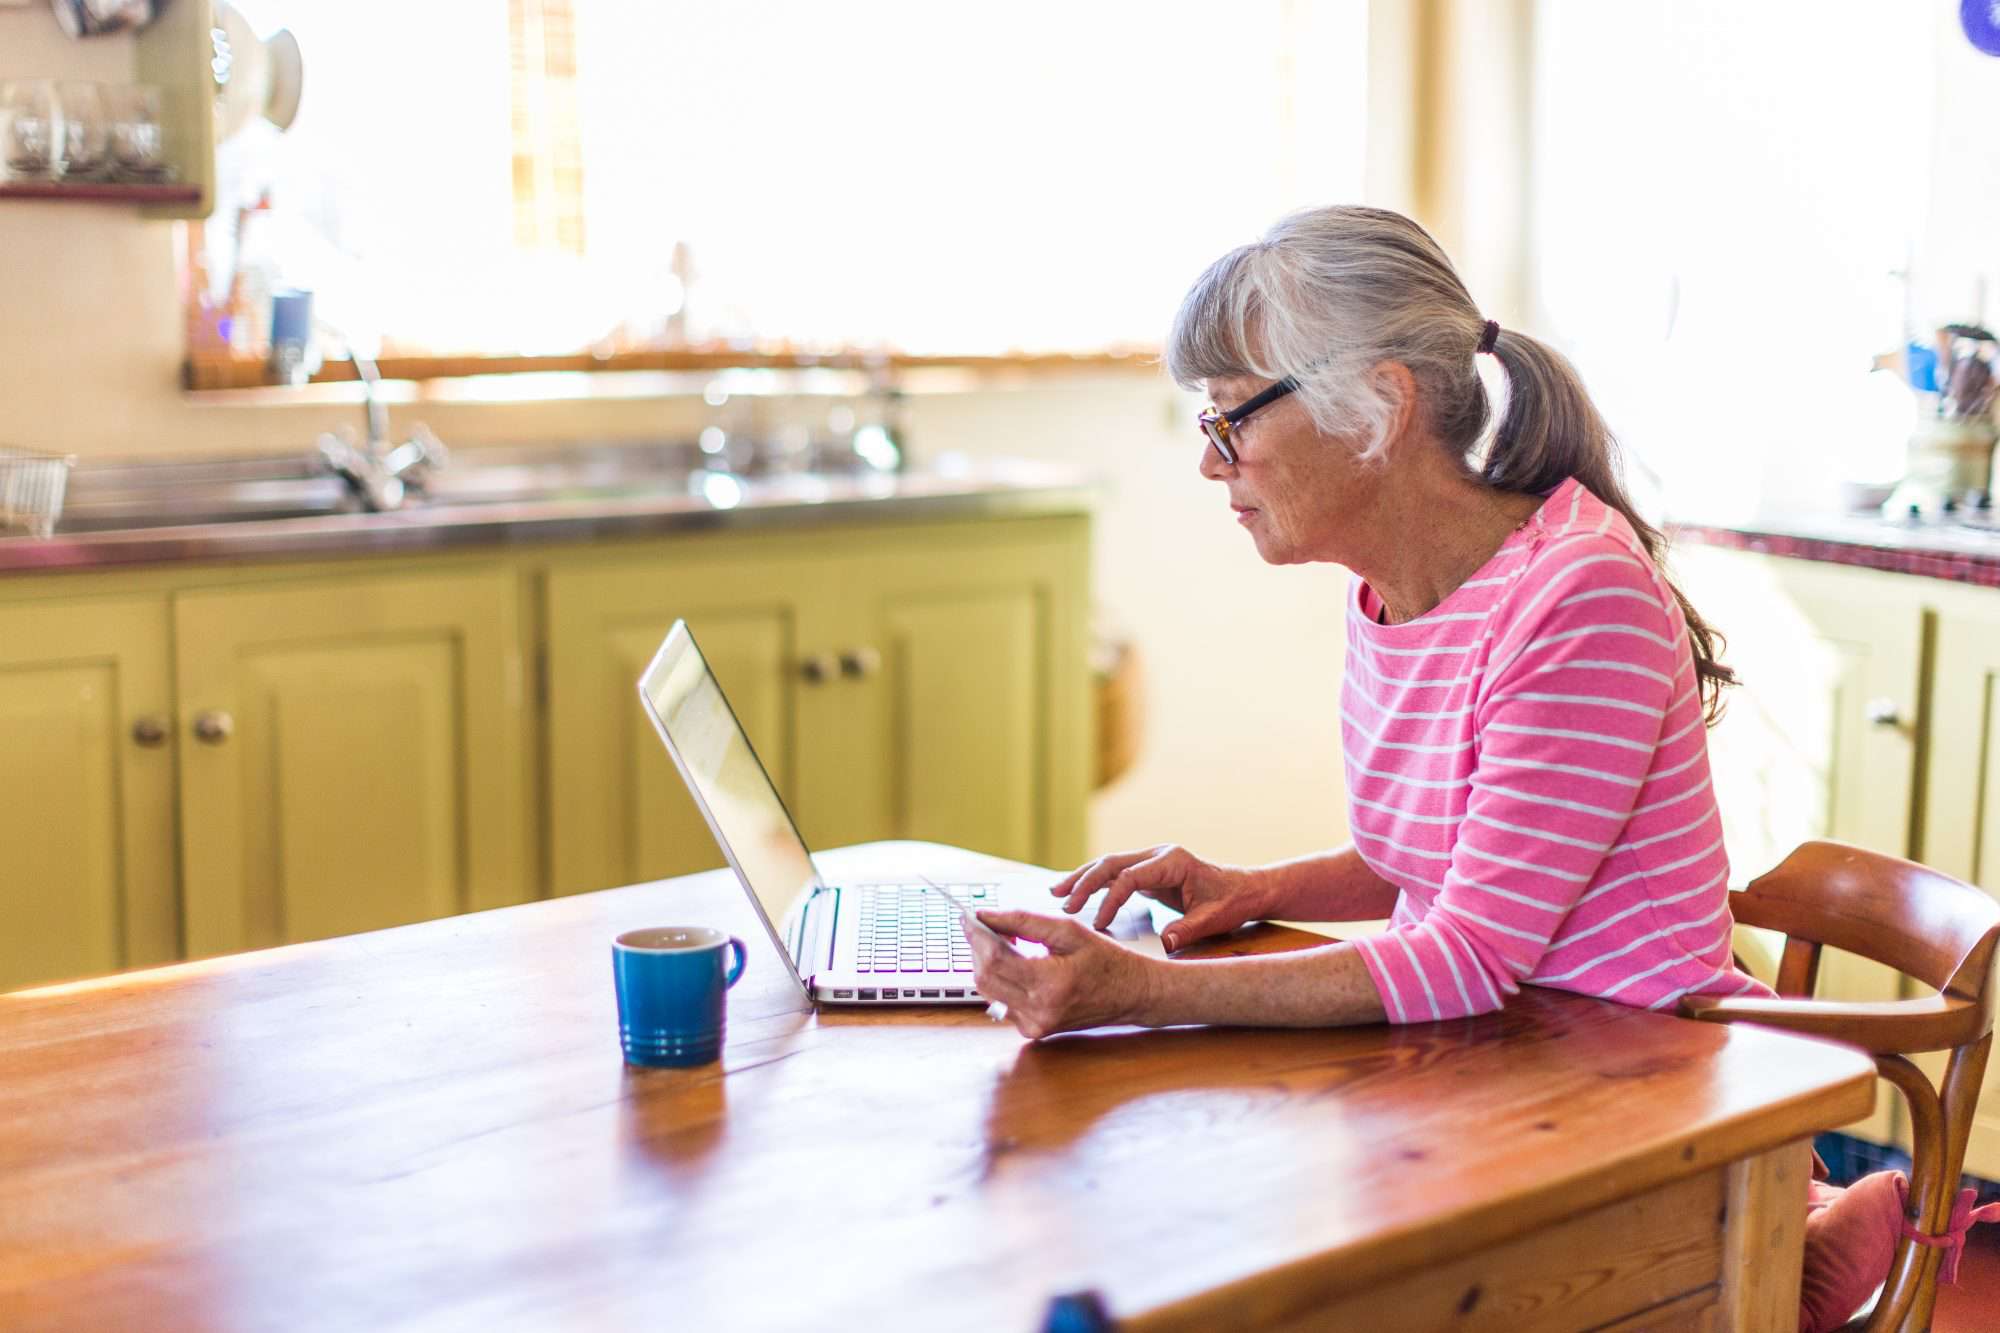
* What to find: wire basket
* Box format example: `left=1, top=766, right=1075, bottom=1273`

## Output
left=1, top=446, right=77, bottom=539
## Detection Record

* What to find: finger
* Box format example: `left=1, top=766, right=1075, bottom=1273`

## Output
left=1048, top=862, right=1092, bottom=896
left=968, top=944, right=1030, bottom=1010
left=1161, top=901, right=1243, bottom=953
left=1008, top=1007, right=1050, bottom=1041
left=977, top=909, right=1089, bottom=953
left=963, top=918, right=1028, bottom=981
left=970, top=956, right=1045, bottom=1039
left=1060, top=849, right=1156, bottom=915
left=1091, top=848, right=1182, bottom=931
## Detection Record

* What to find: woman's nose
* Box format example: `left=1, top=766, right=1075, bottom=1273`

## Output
left=1198, top=438, right=1232, bottom=480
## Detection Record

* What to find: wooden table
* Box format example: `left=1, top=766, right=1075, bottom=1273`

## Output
left=1, top=842, right=1874, bottom=1332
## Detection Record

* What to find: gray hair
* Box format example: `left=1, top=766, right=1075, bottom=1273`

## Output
left=1168, top=205, right=1496, bottom=468
left=1166, top=204, right=1739, bottom=721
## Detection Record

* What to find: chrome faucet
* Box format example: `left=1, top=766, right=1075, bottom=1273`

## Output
left=315, top=348, right=449, bottom=511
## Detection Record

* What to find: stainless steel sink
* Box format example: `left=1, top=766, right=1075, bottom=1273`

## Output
left=42, top=437, right=899, bottom=535
left=53, top=456, right=358, bottom=533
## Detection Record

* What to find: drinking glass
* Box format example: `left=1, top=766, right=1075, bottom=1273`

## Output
left=1, top=79, right=65, bottom=181
left=58, top=82, right=108, bottom=181
left=109, top=83, right=165, bottom=181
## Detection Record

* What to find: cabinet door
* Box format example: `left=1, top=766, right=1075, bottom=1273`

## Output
left=1677, top=550, right=1921, bottom=872
left=1920, top=596, right=2000, bottom=1180
left=1676, top=549, right=1923, bottom=1144
left=546, top=545, right=819, bottom=895
left=175, top=571, right=529, bottom=956
left=0, top=597, right=176, bottom=990
left=805, top=520, right=1091, bottom=869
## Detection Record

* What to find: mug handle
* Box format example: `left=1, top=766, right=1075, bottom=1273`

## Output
left=723, top=936, right=747, bottom=988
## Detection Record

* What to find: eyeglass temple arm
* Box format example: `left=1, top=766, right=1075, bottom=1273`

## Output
left=1222, top=375, right=1301, bottom=423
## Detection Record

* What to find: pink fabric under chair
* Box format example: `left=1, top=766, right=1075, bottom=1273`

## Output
left=1800, top=1168, right=2000, bottom=1333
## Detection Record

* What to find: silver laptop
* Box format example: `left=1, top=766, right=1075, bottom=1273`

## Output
left=636, top=619, right=1056, bottom=1007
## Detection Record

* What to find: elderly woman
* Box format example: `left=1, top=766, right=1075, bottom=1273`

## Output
left=967, top=205, right=1771, bottom=1039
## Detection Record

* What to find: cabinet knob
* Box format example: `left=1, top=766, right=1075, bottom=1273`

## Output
left=799, top=654, right=836, bottom=685
left=131, top=716, right=169, bottom=748
left=192, top=710, right=235, bottom=744
left=838, top=646, right=881, bottom=680
left=1865, top=698, right=1903, bottom=728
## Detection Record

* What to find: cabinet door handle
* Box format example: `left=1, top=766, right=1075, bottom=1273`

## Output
left=192, top=710, right=236, bottom=744
left=838, top=647, right=881, bottom=680
left=131, top=716, right=169, bottom=748
left=799, top=654, right=835, bottom=685
left=1865, top=698, right=1903, bottom=728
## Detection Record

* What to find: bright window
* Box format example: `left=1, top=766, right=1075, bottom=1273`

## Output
left=1529, top=0, right=1936, bottom=515
left=210, top=1, right=1369, bottom=363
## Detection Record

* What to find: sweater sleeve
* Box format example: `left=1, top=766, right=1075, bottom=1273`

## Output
left=1353, top=539, right=1683, bottom=1022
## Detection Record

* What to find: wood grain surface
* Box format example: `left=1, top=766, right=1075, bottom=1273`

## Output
left=0, top=842, right=1874, bottom=1332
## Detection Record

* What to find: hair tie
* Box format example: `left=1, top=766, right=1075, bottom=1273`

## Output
left=1477, top=319, right=1500, bottom=355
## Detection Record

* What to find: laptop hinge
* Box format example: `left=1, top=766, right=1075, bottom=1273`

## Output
left=799, top=885, right=838, bottom=976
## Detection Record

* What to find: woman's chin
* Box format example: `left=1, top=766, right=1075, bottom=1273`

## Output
left=1243, top=528, right=1295, bottom=565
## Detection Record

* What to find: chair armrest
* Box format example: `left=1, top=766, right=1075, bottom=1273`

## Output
left=1678, top=993, right=1987, bottom=1055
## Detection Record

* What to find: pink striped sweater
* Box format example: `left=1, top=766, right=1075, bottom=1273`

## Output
left=1346, top=477, right=1773, bottom=1023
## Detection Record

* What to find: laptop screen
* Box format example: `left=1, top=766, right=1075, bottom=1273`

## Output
left=637, top=623, right=822, bottom=970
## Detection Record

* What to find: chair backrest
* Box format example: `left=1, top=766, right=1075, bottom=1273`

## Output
left=1722, top=840, right=2000, bottom=1333
left=1732, top=841, right=1999, bottom=1006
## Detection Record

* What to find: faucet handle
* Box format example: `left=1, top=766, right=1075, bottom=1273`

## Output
left=384, top=423, right=449, bottom=492
left=315, top=428, right=363, bottom=473
left=315, top=428, right=404, bottom=512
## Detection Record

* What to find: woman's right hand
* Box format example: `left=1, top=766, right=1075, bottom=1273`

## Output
left=1050, top=844, right=1271, bottom=952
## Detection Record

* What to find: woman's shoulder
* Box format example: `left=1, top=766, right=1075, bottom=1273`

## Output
left=1513, top=482, right=1662, bottom=597
left=1492, top=484, right=1678, bottom=643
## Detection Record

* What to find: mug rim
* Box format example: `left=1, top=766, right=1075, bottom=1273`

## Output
left=615, top=925, right=732, bottom=954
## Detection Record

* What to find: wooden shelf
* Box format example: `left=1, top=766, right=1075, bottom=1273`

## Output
left=0, top=180, right=203, bottom=206
left=183, top=346, right=1164, bottom=391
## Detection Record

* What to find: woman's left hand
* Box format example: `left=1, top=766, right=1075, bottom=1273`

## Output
left=966, top=910, right=1162, bottom=1040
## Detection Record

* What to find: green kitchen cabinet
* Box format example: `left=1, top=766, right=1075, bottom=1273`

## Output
left=0, top=505, right=1090, bottom=991
left=546, top=518, right=1090, bottom=897
left=1915, top=586, right=2000, bottom=1180
left=0, top=597, right=178, bottom=991
left=1675, top=548, right=1925, bottom=1146
left=546, top=539, right=822, bottom=895
left=805, top=523, right=1090, bottom=870
left=174, top=568, right=532, bottom=956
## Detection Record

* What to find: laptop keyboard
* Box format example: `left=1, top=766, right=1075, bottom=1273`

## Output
left=852, top=883, right=994, bottom=974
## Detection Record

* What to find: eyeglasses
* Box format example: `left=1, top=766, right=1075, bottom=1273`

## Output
left=1197, top=376, right=1300, bottom=465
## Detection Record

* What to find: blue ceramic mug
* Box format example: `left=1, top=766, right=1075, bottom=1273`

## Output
left=612, top=926, right=747, bottom=1067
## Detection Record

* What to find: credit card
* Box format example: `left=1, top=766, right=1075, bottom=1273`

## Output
left=916, top=876, right=1011, bottom=949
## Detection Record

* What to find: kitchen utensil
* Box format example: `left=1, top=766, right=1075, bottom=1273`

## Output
left=1940, top=324, right=1999, bottom=420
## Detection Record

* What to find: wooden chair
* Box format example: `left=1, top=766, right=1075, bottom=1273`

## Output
left=1681, top=840, right=2000, bottom=1332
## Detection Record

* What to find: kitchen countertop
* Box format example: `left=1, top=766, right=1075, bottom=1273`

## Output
left=0, top=458, right=1094, bottom=576
left=1668, top=507, right=2000, bottom=588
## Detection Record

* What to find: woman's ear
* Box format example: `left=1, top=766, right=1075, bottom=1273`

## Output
left=1369, top=361, right=1420, bottom=454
